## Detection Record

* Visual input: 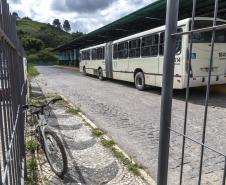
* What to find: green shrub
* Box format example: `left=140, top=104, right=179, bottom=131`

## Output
left=27, top=48, right=58, bottom=64
left=27, top=54, right=39, bottom=63
left=22, top=36, right=44, bottom=51
left=38, top=48, right=58, bottom=62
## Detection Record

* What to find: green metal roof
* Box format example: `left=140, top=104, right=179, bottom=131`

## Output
left=54, top=0, right=226, bottom=52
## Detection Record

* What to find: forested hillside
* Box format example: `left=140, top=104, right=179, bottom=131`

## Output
left=17, top=17, right=83, bottom=63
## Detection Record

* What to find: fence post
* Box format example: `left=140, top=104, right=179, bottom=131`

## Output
left=157, top=0, right=179, bottom=184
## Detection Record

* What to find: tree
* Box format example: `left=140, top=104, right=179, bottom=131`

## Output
left=21, top=37, right=44, bottom=51
left=22, top=17, right=32, bottom=21
left=52, top=19, right=62, bottom=29
left=63, top=20, right=71, bottom=32
left=71, top=31, right=84, bottom=39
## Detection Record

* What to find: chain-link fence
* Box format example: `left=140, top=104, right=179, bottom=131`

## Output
left=158, top=0, right=226, bottom=185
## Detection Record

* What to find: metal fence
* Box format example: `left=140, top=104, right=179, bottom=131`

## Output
left=0, top=0, right=26, bottom=185
left=158, top=0, right=226, bottom=185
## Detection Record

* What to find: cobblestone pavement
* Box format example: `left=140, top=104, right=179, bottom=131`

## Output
left=37, top=103, right=147, bottom=185
left=35, top=66, right=226, bottom=185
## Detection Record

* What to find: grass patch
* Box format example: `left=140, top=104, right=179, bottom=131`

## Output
left=66, top=107, right=81, bottom=115
left=26, top=156, right=38, bottom=185
left=101, top=138, right=143, bottom=177
left=28, top=64, right=39, bottom=79
left=91, top=128, right=105, bottom=137
left=101, top=139, right=115, bottom=148
left=27, top=157, right=38, bottom=172
left=111, top=147, right=141, bottom=176
left=26, top=139, right=40, bottom=153
left=25, top=136, right=39, bottom=184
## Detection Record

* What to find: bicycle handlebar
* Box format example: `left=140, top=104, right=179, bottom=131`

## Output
left=22, top=97, right=63, bottom=114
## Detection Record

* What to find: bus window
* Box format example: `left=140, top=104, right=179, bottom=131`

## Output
left=192, top=20, right=226, bottom=43
left=97, top=47, right=105, bottom=60
left=159, top=29, right=182, bottom=56
left=82, top=50, right=90, bottom=60
left=141, top=34, right=158, bottom=57
left=92, top=48, right=97, bottom=60
left=118, top=42, right=128, bottom=59
left=129, top=38, right=141, bottom=58
left=113, top=44, right=118, bottom=59
left=176, top=28, right=182, bottom=55
left=159, top=33, right=165, bottom=56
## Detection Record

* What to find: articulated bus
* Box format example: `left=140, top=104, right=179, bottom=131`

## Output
left=80, top=17, right=226, bottom=90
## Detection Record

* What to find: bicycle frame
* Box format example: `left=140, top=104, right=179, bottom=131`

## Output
left=34, top=113, right=52, bottom=154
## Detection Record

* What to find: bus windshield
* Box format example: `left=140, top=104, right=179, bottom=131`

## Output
left=192, top=20, right=226, bottom=43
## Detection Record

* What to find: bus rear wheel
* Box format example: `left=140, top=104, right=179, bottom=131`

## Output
left=98, top=68, right=104, bottom=81
left=83, top=67, right=87, bottom=76
left=135, top=72, right=145, bottom=91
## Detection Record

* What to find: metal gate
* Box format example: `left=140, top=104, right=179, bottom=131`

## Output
left=158, top=0, right=226, bottom=184
left=0, top=0, right=27, bottom=185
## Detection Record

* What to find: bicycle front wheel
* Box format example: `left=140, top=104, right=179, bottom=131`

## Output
left=43, top=128, right=68, bottom=178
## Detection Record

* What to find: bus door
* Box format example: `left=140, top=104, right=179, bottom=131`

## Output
left=113, top=41, right=129, bottom=80
left=140, top=34, right=159, bottom=86
left=158, top=29, right=183, bottom=87
left=157, top=32, right=165, bottom=87
left=105, top=42, right=113, bottom=78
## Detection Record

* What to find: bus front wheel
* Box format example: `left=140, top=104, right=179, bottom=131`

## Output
left=135, top=72, right=145, bottom=91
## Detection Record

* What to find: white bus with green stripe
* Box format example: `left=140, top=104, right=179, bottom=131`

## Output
left=80, top=17, right=226, bottom=90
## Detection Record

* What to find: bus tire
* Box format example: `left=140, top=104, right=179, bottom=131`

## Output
left=135, top=72, right=145, bottom=91
left=98, top=68, right=104, bottom=81
left=83, top=66, right=87, bottom=76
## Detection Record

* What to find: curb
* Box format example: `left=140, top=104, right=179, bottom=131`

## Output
left=53, top=65, right=80, bottom=72
left=60, top=95, right=157, bottom=185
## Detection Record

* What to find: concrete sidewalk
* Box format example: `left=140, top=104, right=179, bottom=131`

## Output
left=31, top=81, right=149, bottom=185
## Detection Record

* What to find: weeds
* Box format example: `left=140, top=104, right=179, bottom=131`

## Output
left=91, top=128, right=105, bottom=137
left=26, top=139, right=39, bottom=153
left=28, top=64, right=39, bottom=80
left=101, top=138, right=143, bottom=177
left=25, top=137, right=39, bottom=184
left=101, top=139, right=115, bottom=148
left=66, top=107, right=81, bottom=115
left=26, top=156, right=38, bottom=185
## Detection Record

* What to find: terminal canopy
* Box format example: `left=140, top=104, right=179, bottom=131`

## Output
left=54, top=0, right=226, bottom=52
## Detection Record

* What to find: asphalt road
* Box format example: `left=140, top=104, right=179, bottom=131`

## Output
left=36, top=66, right=226, bottom=185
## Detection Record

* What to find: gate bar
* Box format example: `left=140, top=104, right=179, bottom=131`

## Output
left=157, top=0, right=179, bottom=184
left=179, top=0, right=196, bottom=184
left=223, top=158, right=226, bottom=185
left=198, top=0, right=219, bottom=184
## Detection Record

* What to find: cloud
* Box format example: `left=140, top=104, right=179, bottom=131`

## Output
left=52, top=0, right=114, bottom=13
left=9, top=0, right=21, bottom=4
left=7, top=0, right=153, bottom=33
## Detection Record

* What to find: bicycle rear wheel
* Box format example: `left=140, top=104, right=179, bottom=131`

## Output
left=43, top=128, right=68, bottom=178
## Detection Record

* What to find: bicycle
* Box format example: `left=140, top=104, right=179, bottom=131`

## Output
left=23, top=97, right=68, bottom=178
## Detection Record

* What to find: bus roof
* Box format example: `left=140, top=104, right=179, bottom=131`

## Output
left=80, top=43, right=106, bottom=52
left=113, top=17, right=226, bottom=44
left=54, top=0, right=226, bottom=52
left=80, top=17, right=226, bottom=50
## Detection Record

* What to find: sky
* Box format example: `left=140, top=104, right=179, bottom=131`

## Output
left=8, top=0, right=153, bottom=33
